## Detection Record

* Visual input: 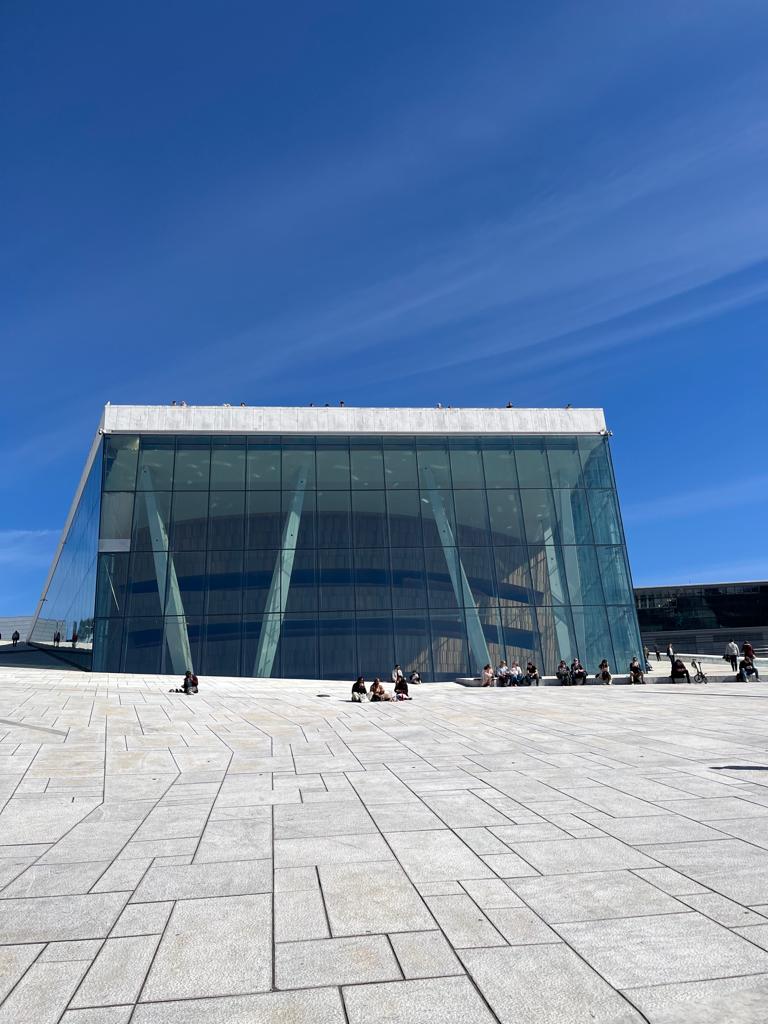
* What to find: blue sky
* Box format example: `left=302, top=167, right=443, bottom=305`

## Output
left=2, top=0, right=767, bottom=615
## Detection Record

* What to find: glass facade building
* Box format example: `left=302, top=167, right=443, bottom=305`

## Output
left=30, top=406, right=642, bottom=680
left=636, top=582, right=768, bottom=655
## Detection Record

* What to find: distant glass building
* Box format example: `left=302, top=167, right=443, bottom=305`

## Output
left=29, top=405, right=641, bottom=680
left=636, top=582, right=768, bottom=656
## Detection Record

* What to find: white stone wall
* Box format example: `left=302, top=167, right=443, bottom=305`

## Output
left=103, top=404, right=606, bottom=436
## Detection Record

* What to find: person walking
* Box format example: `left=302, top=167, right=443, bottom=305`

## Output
left=53, top=630, right=61, bottom=647
left=666, top=643, right=675, bottom=665
left=725, top=640, right=739, bottom=672
left=71, top=632, right=79, bottom=649
left=654, top=645, right=661, bottom=662
left=11, top=630, right=20, bottom=647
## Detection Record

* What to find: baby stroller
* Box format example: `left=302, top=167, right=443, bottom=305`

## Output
left=691, top=660, right=708, bottom=684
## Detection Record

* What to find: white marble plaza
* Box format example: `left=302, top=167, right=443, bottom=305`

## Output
left=2, top=665, right=768, bottom=1023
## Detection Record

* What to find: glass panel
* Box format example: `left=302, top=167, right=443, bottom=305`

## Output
left=123, top=616, right=163, bottom=673
left=494, top=546, right=534, bottom=606
left=393, top=612, right=431, bottom=676
left=356, top=611, right=394, bottom=680
left=430, top=610, right=468, bottom=680
left=528, top=543, right=569, bottom=606
left=424, top=547, right=460, bottom=610
left=579, top=436, right=613, bottom=488
left=387, top=490, right=422, bottom=546
left=170, top=492, right=208, bottom=551
left=487, top=490, right=525, bottom=545
left=478, top=604, right=504, bottom=668
left=315, top=450, right=352, bottom=489
left=515, top=439, right=550, bottom=487
left=170, top=551, right=206, bottom=615
left=246, top=491, right=282, bottom=549
left=563, top=546, right=605, bottom=606
left=285, top=549, right=317, bottom=613
left=607, top=605, right=642, bottom=669
left=279, top=615, right=318, bottom=679
left=243, top=549, right=278, bottom=615
left=449, top=446, right=485, bottom=488
left=136, top=442, right=174, bottom=491
left=482, top=447, right=518, bottom=489
left=174, top=442, right=210, bottom=490
left=383, top=445, right=418, bottom=489
left=597, top=546, right=634, bottom=604
left=161, top=615, right=202, bottom=675
left=242, top=615, right=281, bottom=678
left=589, top=489, right=623, bottom=545
left=247, top=445, right=281, bottom=489
left=521, top=489, right=558, bottom=545
left=127, top=551, right=167, bottom=617
left=390, top=548, right=427, bottom=610
left=417, top=444, right=452, bottom=489
left=571, top=605, right=613, bottom=671
left=536, top=604, right=577, bottom=672
left=552, top=488, right=593, bottom=545
left=352, top=490, right=387, bottom=547
left=283, top=489, right=315, bottom=549
left=132, top=490, right=170, bottom=551
left=317, top=491, right=351, bottom=548
left=93, top=618, right=123, bottom=672
left=547, top=439, right=584, bottom=488
left=202, top=616, right=241, bottom=676
left=316, top=447, right=351, bottom=489
left=453, top=491, right=490, bottom=547
left=318, top=548, right=355, bottom=611
left=350, top=447, right=385, bottom=489
left=210, top=444, right=246, bottom=489
left=282, top=447, right=315, bottom=490
left=420, top=491, right=456, bottom=547
left=103, top=436, right=139, bottom=491
left=354, top=547, right=391, bottom=611
left=206, top=549, right=243, bottom=615
left=319, top=613, right=356, bottom=680
left=99, top=492, right=134, bottom=542
left=499, top=605, right=540, bottom=669
left=208, top=491, right=245, bottom=549
left=460, top=547, right=497, bottom=608
left=95, top=553, right=129, bottom=617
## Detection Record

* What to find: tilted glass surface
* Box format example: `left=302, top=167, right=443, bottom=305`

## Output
left=88, top=431, right=641, bottom=680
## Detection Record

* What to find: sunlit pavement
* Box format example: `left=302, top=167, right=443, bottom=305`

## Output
left=2, top=666, right=768, bottom=1023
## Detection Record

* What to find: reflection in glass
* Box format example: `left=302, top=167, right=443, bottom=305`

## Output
left=453, top=491, right=490, bottom=547
left=206, top=549, right=243, bottom=615
left=387, top=490, right=422, bottom=546
left=247, top=445, right=281, bottom=489
left=597, top=546, right=634, bottom=604
left=607, top=605, right=642, bottom=668
left=100, top=492, right=134, bottom=543
left=393, top=612, right=431, bottom=675
left=500, top=604, right=539, bottom=668
left=103, top=436, right=139, bottom=491
left=383, top=445, right=418, bottom=489
left=487, top=491, right=525, bottom=545
left=174, top=443, right=210, bottom=490
left=316, top=447, right=350, bottom=489
left=210, top=444, right=246, bottom=490
left=351, top=446, right=385, bottom=490
left=319, top=613, right=356, bottom=679
left=450, top=445, right=485, bottom=488
left=482, top=447, right=517, bottom=489
left=417, top=444, right=452, bottom=489
left=356, top=611, right=394, bottom=679
left=390, top=548, right=428, bottom=609
left=515, top=439, right=550, bottom=488
left=571, top=605, right=613, bottom=671
left=352, top=490, right=387, bottom=547
left=171, top=492, right=208, bottom=551
left=588, top=489, right=623, bottom=545
left=547, top=439, right=584, bottom=488
left=317, top=491, right=351, bottom=548
left=430, top=610, right=468, bottom=680
left=208, top=491, right=245, bottom=549
left=318, top=548, right=355, bottom=611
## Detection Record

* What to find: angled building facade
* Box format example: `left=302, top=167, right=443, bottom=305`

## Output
left=29, top=405, right=642, bottom=680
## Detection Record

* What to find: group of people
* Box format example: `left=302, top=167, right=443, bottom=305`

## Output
left=482, top=660, right=541, bottom=686
left=352, top=665, right=420, bottom=702
left=725, top=640, right=761, bottom=681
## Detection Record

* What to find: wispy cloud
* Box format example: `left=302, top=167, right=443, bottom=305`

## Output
left=0, top=530, right=59, bottom=569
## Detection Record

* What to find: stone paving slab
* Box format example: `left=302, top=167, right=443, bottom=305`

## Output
left=3, top=666, right=768, bottom=1022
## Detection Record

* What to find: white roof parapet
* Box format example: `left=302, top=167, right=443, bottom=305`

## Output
left=103, top=405, right=606, bottom=435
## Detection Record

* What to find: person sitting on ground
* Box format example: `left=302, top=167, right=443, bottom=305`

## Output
left=369, top=678, right=392, bottom=701
left=391, top=664, right=405, bottom=685
left=556, top=660, right=571, bottom=685
left=170, top=670, right=199, bottom=694
left=394, top=676, right=412, bottom=700
left=570, top=658, right=587, bottom=685
left=629, top=657, right=645, bottom=684
left=596, top=659, right=613, bottom=685
left=738, top=657, right=760, bottom=682
left=523, top=661, right=541, bottom=686
left=409, top=670, right=422, bottom=685
left=496, top=660, right=511, bottom=686
left=481, top=664, right=495, bottom=687
left=508, top=660, right=524, bottom=685
left=670, top=658, right=690, bottom=684
left=351, top=676, right=368, bottom=702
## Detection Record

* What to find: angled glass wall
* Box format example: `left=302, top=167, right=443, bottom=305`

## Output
left=30, top=445, right=103, bottom=658
left=90, top=431, right=641, bottom=679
